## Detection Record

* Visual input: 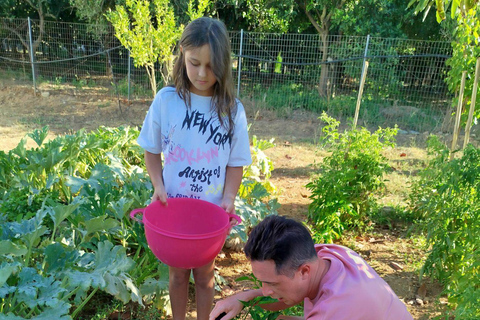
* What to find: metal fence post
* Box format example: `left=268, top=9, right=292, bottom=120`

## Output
left=236, top=29, right=244, bottom=98
left=27, top=17, right=36, bottom=94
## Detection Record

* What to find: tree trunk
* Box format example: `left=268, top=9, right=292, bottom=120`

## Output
left=318, top=32, right=329, bottom=98
left=146, top=65, right=157, bottom=98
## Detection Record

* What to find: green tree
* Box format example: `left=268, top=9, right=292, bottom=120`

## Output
left=214, top=0, right=296, bottom=33
left=332, top=0, right=440, bottom=38
left=409, top=0, right=480, bottom=123
left=70, top=0, right=121, bottom=38
left=106, top=0, right=209, bottom=97
left=409, top=0, right=479, bottom=22
left=294, top=0, right=356, bottom=97
left=0, top=0, right=70, bottom=59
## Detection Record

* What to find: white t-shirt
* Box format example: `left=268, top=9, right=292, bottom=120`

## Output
left=137, top=86, right=252, bottom=205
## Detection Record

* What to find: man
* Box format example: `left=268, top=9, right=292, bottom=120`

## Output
left=209, top=215, right=413, bottom=320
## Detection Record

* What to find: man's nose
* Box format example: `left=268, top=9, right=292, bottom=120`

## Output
left=261, top=284, right=274, bottom=296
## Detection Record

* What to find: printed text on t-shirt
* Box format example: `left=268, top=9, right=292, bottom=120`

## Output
left=182, top=109, right=232, bottom=149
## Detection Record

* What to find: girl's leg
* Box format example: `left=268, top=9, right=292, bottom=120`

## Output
left=169, top=266, right=191, bottom=320
left=192, top=260, right=215, bottom=320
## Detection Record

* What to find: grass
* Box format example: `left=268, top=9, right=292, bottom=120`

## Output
left=240, top=81, right=448, bottom=134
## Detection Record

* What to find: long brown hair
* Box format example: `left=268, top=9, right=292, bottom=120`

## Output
left=173, top=17, right=236, bottom=131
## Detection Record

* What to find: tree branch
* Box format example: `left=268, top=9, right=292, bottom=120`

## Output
left=1, top=21, right=29, bottom=50
left=298, top=0, right=324, bottom=34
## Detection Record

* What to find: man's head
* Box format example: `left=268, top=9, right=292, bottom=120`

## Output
left=244, top=215, right=317, bottom=276
left=244, top=215, right=319, bottom=304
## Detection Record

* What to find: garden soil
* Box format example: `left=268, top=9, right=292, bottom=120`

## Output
left=0, top=79, right=450, bottom=320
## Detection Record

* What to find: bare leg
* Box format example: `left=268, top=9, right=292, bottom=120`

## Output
left=192, top=260, right=215, bottom=320
left=169, top=266, right=191, bottom=320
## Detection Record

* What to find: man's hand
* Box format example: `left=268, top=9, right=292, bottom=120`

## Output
left=210, top=289, right=264, bottom=320
left=209, top=295, right=244, bottom=320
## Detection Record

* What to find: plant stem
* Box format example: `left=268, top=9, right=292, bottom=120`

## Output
left=71, top=287, right=99, bottom=319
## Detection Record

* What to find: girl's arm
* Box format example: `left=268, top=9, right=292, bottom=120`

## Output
left=144, top=151, right=167, bottom=204
left=221, top=166, right=244, bottom=213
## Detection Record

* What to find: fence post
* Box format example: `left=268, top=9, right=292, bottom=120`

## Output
left=451, top=71, right=467, bottom=159
left=353, top=35, right=370, bottom=129
left=236, top=29, right=244, bottom=98
left=27, top=17, right=36, bottom=94
left=127, top=49, right=131, bottom=102
left=463, top=57, right=480, bottom=149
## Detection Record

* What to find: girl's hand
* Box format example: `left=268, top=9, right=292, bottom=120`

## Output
left=152, top=185, right=168, bottom=205
left=220, top=196, right=235, bottom=214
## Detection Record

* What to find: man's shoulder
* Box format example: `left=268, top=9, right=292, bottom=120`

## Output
left=314, top=244, right=349, bottom=255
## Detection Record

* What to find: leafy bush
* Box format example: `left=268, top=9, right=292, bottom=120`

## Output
left=409, top=136, right=480, bottom=319
left=232, top=135, right=279, bottom=243
left=306, top=113, right=397, bottom=242
left=0, top=127, right=278, bottom=319
left=0, top=126, right=168, bottom=319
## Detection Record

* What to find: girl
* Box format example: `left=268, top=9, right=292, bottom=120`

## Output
left=137, top=17, right=252, bottom=320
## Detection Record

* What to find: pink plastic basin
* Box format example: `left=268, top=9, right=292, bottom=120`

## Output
left=130, top=198, right=241, bottom=269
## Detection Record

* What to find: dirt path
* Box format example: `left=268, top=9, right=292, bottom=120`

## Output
left=0, top=80, right=448, bottom=319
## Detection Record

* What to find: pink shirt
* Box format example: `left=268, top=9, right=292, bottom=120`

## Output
left=303, top=244, right=413, bottom=320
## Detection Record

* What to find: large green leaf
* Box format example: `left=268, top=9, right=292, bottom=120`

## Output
left=44, top=243, right=80, bottom=273
left=0, top=263, right=20, bottom=287
left=0, top=241, right=27, bottom=257
left=32, top=302, right=72, bottom=320
left=27, top=126, right=50, bottom=147
left=16, top=268, right=67, bottom=309
left=84, top=215, right=119, bottom=239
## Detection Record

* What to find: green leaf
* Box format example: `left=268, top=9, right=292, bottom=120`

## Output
left=93, top=241, right=140, bottom=304
left=108, top=197, right=134, bottom=220
left=0, top=313, right=26, bottom=320
left=95, top=241, right=134, bottom=273
left=31, top=301, right=72, bottom=320
left=49, top=203, right=80, bottom=229
left=15, top=268, right=66, bottom=310
left=62, top=270, right=105, bottom=303
left=140, top=276, right=169, bottom=296
left=85, top=215, right=119, bottom=238
left=27, top=126, right=50, bottom=147
left=11, top=136, right=27, bottom=158
left=450, top=0, right=459, bottom=19
left=44, top=243, right=80, bottom=273
left=0, top=263, right=20, bottom=287
left=0, top=240, right=28, bottom=257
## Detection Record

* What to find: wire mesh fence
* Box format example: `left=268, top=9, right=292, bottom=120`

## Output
left=230, top=32, right=453, bottom=133
left=0, top=18, right=454, bottom=133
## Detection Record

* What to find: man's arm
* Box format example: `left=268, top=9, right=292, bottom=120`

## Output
left=209, top=289, right=262, bottom=320
left=209, top=289, right=302, bottom=320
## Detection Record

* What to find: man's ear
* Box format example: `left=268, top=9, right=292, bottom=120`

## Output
left=299, top=264, right=311, bottom=279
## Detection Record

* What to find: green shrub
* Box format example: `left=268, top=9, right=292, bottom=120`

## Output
left=306, top=113, right=397, bottom=242
left=0, top=126, right=279, bottom=319
left=409, top=136, right=480, bottom=319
